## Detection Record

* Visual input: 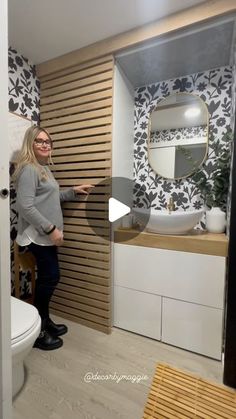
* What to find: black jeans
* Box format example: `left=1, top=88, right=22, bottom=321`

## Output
left=28, top=243, right=60, bottom=325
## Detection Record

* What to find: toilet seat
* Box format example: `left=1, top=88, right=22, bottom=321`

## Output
left=11, top=297, right=40, bottom=345
left=11, top=297, right=41, bottom=397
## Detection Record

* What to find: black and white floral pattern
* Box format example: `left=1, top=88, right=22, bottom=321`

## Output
left=150, top=125, right=207, bottom=144
left=9, top=46, right=40, bottom=298
left=133, top=66, right=232, bottom=223
left=8, top=46, right=40, bottom=123
left=227, top=44, right=236, bottom=232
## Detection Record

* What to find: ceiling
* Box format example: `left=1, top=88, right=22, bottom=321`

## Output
left=8, top=0, right=206, bottom=64
left=116, top=19, right=236, bottom=87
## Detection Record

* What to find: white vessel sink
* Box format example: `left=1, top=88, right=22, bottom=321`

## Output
left=132, top=207, right=204, bottom=235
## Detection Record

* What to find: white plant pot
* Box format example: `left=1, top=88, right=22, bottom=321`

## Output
left=205, top=207, right=226, bottom=233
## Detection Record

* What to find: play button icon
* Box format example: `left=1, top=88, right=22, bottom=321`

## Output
left=108, top=198, right=130, bottom=222
left=85, top=176, right=150, bottom=242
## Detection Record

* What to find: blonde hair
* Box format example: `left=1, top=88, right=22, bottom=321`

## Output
left=12, top=125, right=53, bottom=183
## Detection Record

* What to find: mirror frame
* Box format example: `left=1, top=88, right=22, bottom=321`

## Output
left=147, top=92, right=209, bottom=180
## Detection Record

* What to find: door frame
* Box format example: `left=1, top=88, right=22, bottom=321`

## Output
left=0, top=0, right=12, bottom=416
left=223, top=111, right=236, bottom=387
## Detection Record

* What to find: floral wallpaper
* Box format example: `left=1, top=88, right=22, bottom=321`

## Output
left=227, top=42, right=236, bottom=232
left=150, top=125, right=207, bottom=144
left=8, top=46, right=40, bottom=122
left=133, top=66, right=232, bottom=225
left=230, top=43, right=236, bottom=131
left=9, top=46, right=40, bottom=298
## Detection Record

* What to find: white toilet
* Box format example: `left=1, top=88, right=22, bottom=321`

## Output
left=11, top=296, right=41, bottom=397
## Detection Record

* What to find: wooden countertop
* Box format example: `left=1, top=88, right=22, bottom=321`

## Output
left=114, top=228, right=228, bottom=257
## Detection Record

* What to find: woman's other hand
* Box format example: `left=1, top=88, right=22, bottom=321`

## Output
left=73, top=184, right=94, bottom=195
left=49, top=228, right=64, bottom=246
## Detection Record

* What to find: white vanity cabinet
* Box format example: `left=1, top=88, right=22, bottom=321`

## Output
left=114, top=286, right=162, bottom=340
left=113, top=242, right=226, bottom=360
left=161, top=298, right=224, bottom=359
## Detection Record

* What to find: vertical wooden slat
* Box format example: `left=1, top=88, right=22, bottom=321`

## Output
left=39, top=55, right=114, bottom=334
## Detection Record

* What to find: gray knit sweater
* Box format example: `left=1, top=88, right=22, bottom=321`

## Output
left=16, top=164, right=76, bottom=245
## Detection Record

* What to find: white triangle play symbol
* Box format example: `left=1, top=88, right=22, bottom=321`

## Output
left=108, top=197, right=130, bottom=222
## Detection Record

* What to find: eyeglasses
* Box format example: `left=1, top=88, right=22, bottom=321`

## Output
left=34, top=138, right=52, bottom=148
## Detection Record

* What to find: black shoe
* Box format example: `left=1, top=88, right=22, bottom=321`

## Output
left=46, top=318, right=68, bottom=337
left=33, top=330, right=63, bottom=350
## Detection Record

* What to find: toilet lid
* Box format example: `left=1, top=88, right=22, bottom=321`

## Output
left=11, top=297, right=40, bottom=344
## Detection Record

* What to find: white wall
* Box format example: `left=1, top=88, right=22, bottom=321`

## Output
left=112, top=63, right=134, bottom=180
left=0, top=0, right=12, bottom=417
left=111, top=62, right=135, bottom=224
left=111, top=63, right=135, bottom=324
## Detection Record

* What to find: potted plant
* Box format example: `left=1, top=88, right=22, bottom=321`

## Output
left=191, top=130, right=232, bottom=232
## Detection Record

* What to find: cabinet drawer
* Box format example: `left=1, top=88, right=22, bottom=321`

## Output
left=113, top=285, right=161, bottom=340
left=113, top=243, right=225, bottom=308
left=162, top=297, right=223, bottom=360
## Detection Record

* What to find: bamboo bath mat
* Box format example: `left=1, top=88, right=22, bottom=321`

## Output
left=143, top=363, right=236, bottom=419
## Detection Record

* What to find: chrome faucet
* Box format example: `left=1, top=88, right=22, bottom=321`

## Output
left=167, top=196, right=175, bottom=213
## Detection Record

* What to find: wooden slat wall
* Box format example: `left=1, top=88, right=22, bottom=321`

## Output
left=39, top=55, right=114, bottom=334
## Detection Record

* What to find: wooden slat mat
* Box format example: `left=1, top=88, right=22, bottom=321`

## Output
left=143, top=363, right=236, bottom=419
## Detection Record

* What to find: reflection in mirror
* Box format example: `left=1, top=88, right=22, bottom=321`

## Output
left=148, top=93, right=209, bottom=179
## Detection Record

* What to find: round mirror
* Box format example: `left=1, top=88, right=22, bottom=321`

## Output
left=148, top=93, right=209, bottom=179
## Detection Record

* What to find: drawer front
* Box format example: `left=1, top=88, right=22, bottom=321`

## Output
left=113, top=243, right=225, bottom=308
left=113, top=285, right=161, bottom=340
left=162, top=297, right=223, bottom=360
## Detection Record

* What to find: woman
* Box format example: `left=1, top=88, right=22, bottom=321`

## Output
left=13, top=125, right=93, bottom=350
